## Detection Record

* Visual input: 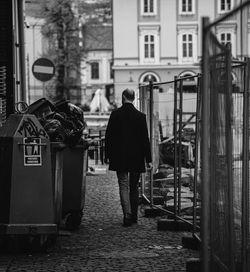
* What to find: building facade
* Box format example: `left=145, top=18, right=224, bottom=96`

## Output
left=80, top=24, right=114, bottom=108
left=112, top=0, right=250, bottom=104
left=25, top=0, right=113, bottom=106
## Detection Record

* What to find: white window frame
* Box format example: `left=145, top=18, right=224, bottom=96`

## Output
left=139, top=26, right=160, bottom=64
left=218, top=0, right=234, bottom=14
left=144, top=34, right=155, bottom=61
left=141, top=0, right=157, bottom=16
left=182, top=34, right=193, bottom=58
left=179, top=0, right=195, bottom=15
left=178, top=28, right=197, bottom=64
left=220, top=32, right=232, bottom=46
left=217, top=28, right=236, bottom=57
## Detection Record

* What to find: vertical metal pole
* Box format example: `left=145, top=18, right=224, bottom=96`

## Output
left=139, top=84, right=146, bottom=201
left=225, top=43, right=235, bottom=272
left=5, top=0, right=15, bottom=116
left=193, top=75, right=201, bottom=233
left=242, top=58, right=250, bottom=272
left=17, top=0, right=27, bottom=102
left=140, top=85, right=146, bottom=114
left=201, top=17, right=210, bottom=272
left=27, top=54, right=31, bottom=104
left=139, top=84, right=142, bottom=112
left=149, top=81, right=154, bottom=205
left=173, top=76, right=178, bottom=218
left=178, top=79, right=183, bottom=215
left=210, top=46, right=217, bottom=272
left=239, top=0, right=248, bottom=60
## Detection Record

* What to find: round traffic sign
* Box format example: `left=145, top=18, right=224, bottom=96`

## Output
left=32, top=58, right=55, bottom=82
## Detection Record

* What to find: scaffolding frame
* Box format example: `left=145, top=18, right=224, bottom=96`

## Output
left=139, top=74, right=201, bottom=236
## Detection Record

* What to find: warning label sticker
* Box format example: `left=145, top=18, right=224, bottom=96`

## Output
left=24, top=138, right=42, bottom=166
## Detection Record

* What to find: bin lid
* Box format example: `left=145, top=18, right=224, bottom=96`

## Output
left=0, top=114, right=49, bottom=139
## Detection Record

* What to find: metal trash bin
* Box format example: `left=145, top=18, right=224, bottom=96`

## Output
left=0, top=114, right=57, bottom=250
left=61, top=140, right=88, bottom=230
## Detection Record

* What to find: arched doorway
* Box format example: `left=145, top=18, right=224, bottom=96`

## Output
left=139, top=72, right=160, bottom=83
left=178, top=70, right=197, bottom=93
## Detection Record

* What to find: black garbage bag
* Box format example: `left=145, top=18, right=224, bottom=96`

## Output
left=43, top=118, right=67, bottom=142
left=27, top=98, right=86, bottom=147
left=54, top=100, right=85, bottom=129
left=54, top=99, right=86, bottom=147
left=27, top=98, right=55, bottom=119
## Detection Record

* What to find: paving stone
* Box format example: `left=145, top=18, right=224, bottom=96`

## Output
left=3, top=169, right=199, bottom=271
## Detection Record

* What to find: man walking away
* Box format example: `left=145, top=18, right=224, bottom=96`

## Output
left=105, top=88, right=152, bottom=227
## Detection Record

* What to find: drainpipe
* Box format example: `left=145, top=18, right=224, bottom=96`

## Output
left=17, top=0, right=27, bottom=102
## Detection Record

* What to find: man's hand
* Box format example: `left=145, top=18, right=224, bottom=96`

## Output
left=146, top=162, right=153, bottom=170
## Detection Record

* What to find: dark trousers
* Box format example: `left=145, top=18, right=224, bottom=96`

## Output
left=116, top=172, right=141, bottom=220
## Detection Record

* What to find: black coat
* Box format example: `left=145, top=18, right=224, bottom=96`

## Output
left=105, top=103, right=152, bottom=172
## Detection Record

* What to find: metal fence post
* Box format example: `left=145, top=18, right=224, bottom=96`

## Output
left=242, top=57, right=250, bottom=272
left=201, top=17, right=210, bottom=272
left=178, top=78, right=183, bottom=216
left=173, top=76, right=178, bottom=218
left=149, top=80, right=154, bottom=206
left=225, top=42, right=235, bottom=272
left=193, top=74, right=201, bottom=233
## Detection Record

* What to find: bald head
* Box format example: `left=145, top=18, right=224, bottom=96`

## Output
left=122, top=88, right=135, bottom=104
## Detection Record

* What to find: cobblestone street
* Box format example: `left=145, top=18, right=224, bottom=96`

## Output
left=0, top=170, right=199, bottom=272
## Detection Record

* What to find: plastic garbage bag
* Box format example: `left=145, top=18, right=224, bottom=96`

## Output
left=27, top=98, right=86, bottom=147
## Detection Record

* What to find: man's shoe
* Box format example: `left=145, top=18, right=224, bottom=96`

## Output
left=131, top=217, right=137, bottom=224
left=131, top=213, right=138, bottom=224
left=123, top=216, right=132, bottom=227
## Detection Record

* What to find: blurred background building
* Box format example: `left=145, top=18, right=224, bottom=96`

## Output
left=24, top=0, right=112, bottom=107
left=112, top=0, right=250, bottom=104
left=80, top=24, right=114, bottom=108
left=24, top=0, right=250, bottom=108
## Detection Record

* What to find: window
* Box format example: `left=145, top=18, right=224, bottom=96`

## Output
left=90, top=62, right=99, bottom=79
left=218, top=0, right=233, bottom=13
left=142, top=0, right=156, bottom=15
left=109, top=61, right=114, bottom=79
left=182, top=34, right=193, bottom=58
left=143, top=74, right=157, bottom=83
left=217, top=30, right=235, bottom=56
left=220, top=32, right=232, bottom=47
left=182, top=0, right=192, bottom=12
left=177, top=28, right=197, bottom=63
left=139, top=26, right=160, bottom=64
left=144, top=35, right=155, bottom=59
left=179, top=72, right=197, bottom=92
left=140, top=72, right=160, bottom=83
left=179, top=0, right=195, bottom=15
